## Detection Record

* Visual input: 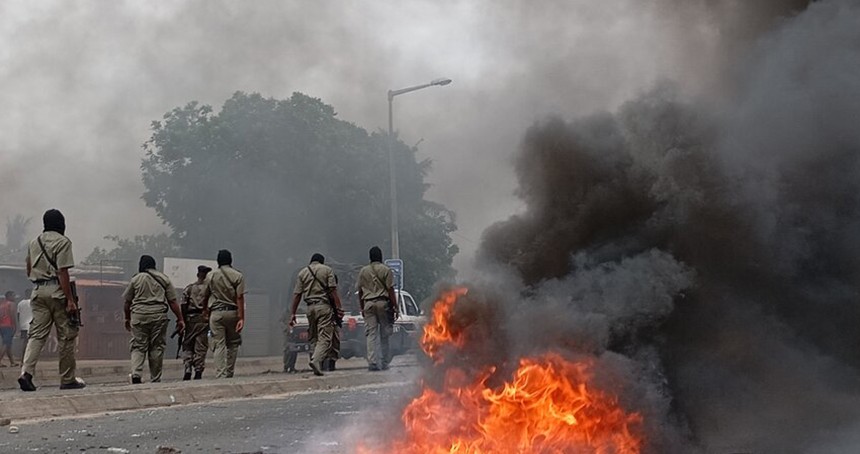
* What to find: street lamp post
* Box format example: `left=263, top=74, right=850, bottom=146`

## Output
left=387, top=77, right=452, bottom=259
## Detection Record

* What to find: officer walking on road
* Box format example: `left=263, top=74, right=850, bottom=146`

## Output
left=123, top=255, right=185, bottom=384
left=202, top=250, right=245, bottom=378
left=290, top=253, right=343, bottom=376
left=357, top=246, right=397, bottom=371
left=19, top=209, right=86, bottom=391
left=181, top=265, right=211, bottom=380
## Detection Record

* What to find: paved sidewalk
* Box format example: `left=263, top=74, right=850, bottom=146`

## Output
left=0, top=356, right=287, bottom=390
left=0, top=356, right=416, bottom=423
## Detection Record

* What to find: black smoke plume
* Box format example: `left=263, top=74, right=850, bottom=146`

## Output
left=378, top=1, right=860, bottom=453
left=471, top=1, right=860, bottom=452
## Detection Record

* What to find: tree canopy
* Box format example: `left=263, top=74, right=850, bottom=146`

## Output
left=140, top=92, right=458, bottom=300
left=84, top=233, right=181, bottom=270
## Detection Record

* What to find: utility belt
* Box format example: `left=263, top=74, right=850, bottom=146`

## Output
left=32, top=277, right=59, bottom=286
left=210, top=305, right=237, bottom=312
left=305, top=298, right=328, bottom=306
left=365, top=296, right=390, bottom=303
left=184, top=308, right=204, bottom=315
left=131, top=308, right=169, bottom=315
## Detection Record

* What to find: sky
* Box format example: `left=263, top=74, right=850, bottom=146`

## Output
left=0, top=0, right=737, bottom=273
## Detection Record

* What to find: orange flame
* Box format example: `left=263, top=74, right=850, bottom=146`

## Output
left=385, top=354, right=643, bottom=454
left=362, top=286, right=644, bottom=454
left=420, top=287, right=469, bottom=360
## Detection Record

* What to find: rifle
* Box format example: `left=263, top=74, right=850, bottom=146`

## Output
left=68, top=281, right=82, bottom=328
left=307, top=266, right=343, bottom=328
left=37, top=235, right=82, bottom=328
left=170, top=323, right=184, bottom=359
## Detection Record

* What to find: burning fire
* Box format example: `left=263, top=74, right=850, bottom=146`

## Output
left=364, top=286, right=644, bottom=454
left=421, top=287, right=469, bottom=361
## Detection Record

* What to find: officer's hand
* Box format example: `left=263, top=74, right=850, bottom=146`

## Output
left=336, top=308, right=345, bottom=318
left=288, top=314, right=297, bottom=327
left=124, top=320, right=131, bottom=332
left=65, top=299, right=77, bottom=315
left=202, top=310, right=210, bottom=322
left=177, top=320, right=186, bottom=334
left=236, top=318, right=245, bottom=333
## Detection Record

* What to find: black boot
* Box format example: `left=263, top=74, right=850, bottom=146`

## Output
left=183, top=372, right=192, bottom=381
left=193, top=370, right=203, bottom=380
left=18, top=372, right=36, bottom=392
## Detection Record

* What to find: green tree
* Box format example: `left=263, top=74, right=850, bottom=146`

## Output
left=140, top=92, right=457, bottom=300
left=84, top=233, right=181, bottom=269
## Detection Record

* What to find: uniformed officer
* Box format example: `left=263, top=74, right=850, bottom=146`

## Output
left=181, top=265, right=211, bottom=380
left=19, top=209, right=85, bottom=391
left=202, top=250, right=245, bottom=379
left=290, top=253, right=343, bottom=376
left=357, top=246, right=397, bottom=371
left=123, top=255, right=185, bottom=384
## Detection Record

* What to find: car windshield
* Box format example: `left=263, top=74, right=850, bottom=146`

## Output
left=401, top=293, right=420, bottom=316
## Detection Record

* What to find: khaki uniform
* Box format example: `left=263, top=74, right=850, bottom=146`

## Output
left=294, top=262, right=337, bottom=370
left=181, top=282, right=209, bottom=374
left=206, top=266, right=244, bottom=378
left=123, top=270, right=177, bottom=382
left=358, top=262, right=394, bottom=369
left=22, top=231, right=79, bottom=385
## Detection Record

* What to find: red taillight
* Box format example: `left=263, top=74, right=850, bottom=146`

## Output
left=348, top=317, right=358, bottom=331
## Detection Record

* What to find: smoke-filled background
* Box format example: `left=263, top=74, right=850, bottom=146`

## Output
left=3, top=0, right=860, bottom=452
left=462, top=1, right=860, bottom=452
left=0, top=0, right=818, bottom=274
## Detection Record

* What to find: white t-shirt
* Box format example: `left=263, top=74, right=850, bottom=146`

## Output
left=17, top=299, right=32, bottom=330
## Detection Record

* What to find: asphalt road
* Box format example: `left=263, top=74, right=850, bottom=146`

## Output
left=0, top=382, right=410, bottom=454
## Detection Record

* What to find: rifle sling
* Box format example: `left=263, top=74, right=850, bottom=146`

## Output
left=306, top=266, right=340, bottom=314
left=36, top=235, right=60, bottom=272
left=218, top=268, right=241, bottom=306
left=143, top=270, right=171, bottom=309
left=37, top=235, right=79, bottom=321
left=370, top=264, right=394, bottom=309
left=306, top=266, right=332, bottom=302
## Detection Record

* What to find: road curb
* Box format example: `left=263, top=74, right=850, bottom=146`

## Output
left=0, top=357, right=285, bottom=389
left=0, top=368, right=409, bottom=422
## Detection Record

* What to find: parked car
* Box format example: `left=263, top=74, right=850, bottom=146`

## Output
left=286, top=290, right=424, bottom=366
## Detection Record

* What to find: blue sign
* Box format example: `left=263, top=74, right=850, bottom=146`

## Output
left=385, top=259, right=404, bottom=290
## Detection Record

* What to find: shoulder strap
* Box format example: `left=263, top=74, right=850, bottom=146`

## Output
left=222, top=268, right=240, bottom=291
left=143, top=271, right=170, bottom=304
left=306, top=266, right=330, bottom=294
left=37, top=235, right=59, bottom=271
left=370, top=264, right=390, bottom=294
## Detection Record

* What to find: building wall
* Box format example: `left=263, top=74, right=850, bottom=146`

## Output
left=0, top=266, right=31, bottom=298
